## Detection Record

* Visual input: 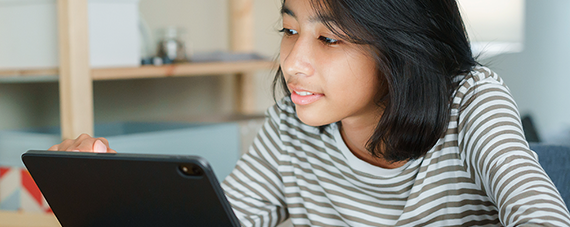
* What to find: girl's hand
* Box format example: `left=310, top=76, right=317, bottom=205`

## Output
left=48, top=133, right=117, bottom=153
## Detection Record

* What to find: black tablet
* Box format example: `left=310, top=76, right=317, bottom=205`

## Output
left=21, top=150, right=241, bottom=227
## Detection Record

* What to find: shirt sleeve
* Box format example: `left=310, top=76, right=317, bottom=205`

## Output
left=456, top=74, right=570, bottom=226
left=221, top=105, right=288, bottom=227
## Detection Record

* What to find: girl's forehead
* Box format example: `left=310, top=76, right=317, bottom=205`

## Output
left=282, top=0, right=333, bottom=24
left=282, top=0, right=312, bottom=16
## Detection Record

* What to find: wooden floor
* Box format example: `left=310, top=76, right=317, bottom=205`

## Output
left=0, top=211, right=60, bottom=227
left=0, top=211, right=296, bottom=227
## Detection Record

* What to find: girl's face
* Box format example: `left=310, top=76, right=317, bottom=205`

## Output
left=280, top=0, right=381, bottom=126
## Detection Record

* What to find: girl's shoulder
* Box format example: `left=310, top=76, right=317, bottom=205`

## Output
left=452, top=65, right=510, bottom=109
left=455, top=65, right=505, bottom=90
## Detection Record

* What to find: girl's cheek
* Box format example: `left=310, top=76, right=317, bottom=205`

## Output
left=280, top=38, right=293, bottom=56
left=280, top=39, right=294, bottom=66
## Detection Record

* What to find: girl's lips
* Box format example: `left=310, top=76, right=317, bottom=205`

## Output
left=290, top=89, right=324, bottom=105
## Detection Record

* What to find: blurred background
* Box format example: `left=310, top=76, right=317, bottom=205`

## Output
left=0, top=0, right=282, bottom=129
left=0, top=0, right=568, bottom=220
left=460, top=0, right=570, bottom=146
left=0, top=0, right=282, bottom=216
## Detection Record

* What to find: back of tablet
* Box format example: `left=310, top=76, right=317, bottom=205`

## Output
left=22, top=150, right=240, bottom=227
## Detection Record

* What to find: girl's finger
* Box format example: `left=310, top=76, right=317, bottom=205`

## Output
left=58, top=139, right=75, bottom=151
left=96, top=137, right=109, bottom=146
left=48, top=144, right=59, bottom=151
left=93, top=140, right=107, bottom=153
left=75, top=137, right=100, bottom=152
left=67, top=134, right=94, bottom=151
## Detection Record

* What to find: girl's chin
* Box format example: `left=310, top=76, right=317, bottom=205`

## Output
left=296, top=109, right=335, bottom=127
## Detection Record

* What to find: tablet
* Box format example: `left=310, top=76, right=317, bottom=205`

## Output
left=21, top=150, right=241, bottom=227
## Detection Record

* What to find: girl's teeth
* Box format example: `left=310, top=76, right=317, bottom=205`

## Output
left=295, top=91, right=314, bottom=96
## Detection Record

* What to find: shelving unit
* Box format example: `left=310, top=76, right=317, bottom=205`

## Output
left=0, top=0, right=268, bottom=226
left=0, top=0, right=268, bottom=139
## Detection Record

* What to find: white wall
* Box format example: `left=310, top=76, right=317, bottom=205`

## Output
left=458, top=0, right=524, bottom=43
left=0, top=83, right=58, bottom=130
left=482, top=0, right=570, bottom=143
left=138, top=0, right=282, bottom=57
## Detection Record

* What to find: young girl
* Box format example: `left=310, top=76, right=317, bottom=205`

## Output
left=51, top=0, right=570, bottom=226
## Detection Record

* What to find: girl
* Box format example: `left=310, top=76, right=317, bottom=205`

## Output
left=51, top=0, right=570, bottom=226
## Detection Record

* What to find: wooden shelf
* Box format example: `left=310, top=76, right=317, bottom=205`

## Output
left=93, top=60, right=276, bottom=80
left=1, top=0, right=261, bottom=137
left=0, top=60, right=276, bottom=83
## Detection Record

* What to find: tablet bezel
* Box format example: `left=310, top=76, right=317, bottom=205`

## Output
left=22, top=150, right=241, bottom=227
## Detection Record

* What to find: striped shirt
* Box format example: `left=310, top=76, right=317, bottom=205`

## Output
left=221, top=66, right=570, bottom=226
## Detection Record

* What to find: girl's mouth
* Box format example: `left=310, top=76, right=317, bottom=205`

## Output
left=294, top=91, right=314, bottom=96
left=291, top=89, right=324, bottom=105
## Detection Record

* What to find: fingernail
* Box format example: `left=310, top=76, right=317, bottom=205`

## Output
left=94, top=140, right=107, bottom=153
left=71, top=150, right=80, bottom=152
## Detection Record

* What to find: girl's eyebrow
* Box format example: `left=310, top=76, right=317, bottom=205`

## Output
left=281, top=4, right=333, bottom=24
left=281, top=5, right=295, bottom=18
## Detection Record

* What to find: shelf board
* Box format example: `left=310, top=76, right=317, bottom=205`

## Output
left=0, top=68, right=59, bottom=83
left=0, top=60, right=277, bottom=83
left=135, top=113, right=267, bottom=124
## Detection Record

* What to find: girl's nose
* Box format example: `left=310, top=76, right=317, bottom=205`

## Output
left=281, top=37, right=315, bottom=78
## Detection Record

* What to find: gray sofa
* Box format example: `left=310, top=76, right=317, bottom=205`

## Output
left=529, top=143, right=570, bottom=208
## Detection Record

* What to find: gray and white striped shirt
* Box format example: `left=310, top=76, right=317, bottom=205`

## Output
left=222, top=66, right=570, bottom=226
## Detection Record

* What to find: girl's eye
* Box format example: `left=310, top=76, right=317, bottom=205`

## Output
left=279, top=28, right=298, bottom=36
left=318, top=36, right=340, bottom=45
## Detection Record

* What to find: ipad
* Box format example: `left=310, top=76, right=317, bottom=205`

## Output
left=21, top=150, right=241, bottom=227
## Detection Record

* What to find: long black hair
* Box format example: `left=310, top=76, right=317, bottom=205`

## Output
left=273, top=0, right=478, bottom=162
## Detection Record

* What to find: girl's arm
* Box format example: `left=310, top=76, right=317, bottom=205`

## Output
left=457, top=72, right=570, bottom=226
left=222, top=106, right=288, bottom=227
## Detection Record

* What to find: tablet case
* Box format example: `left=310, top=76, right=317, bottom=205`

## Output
left=21, top=150, right=241, bottom=227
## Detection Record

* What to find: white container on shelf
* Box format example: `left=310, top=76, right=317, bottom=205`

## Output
left=0, top=0, right=140, bottom=69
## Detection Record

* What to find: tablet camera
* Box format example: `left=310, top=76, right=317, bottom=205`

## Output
left=179, top=164, right=203, bottom=177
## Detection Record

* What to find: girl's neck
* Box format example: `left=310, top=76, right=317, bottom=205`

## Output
left=339, top=117, right=407, bottom=169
